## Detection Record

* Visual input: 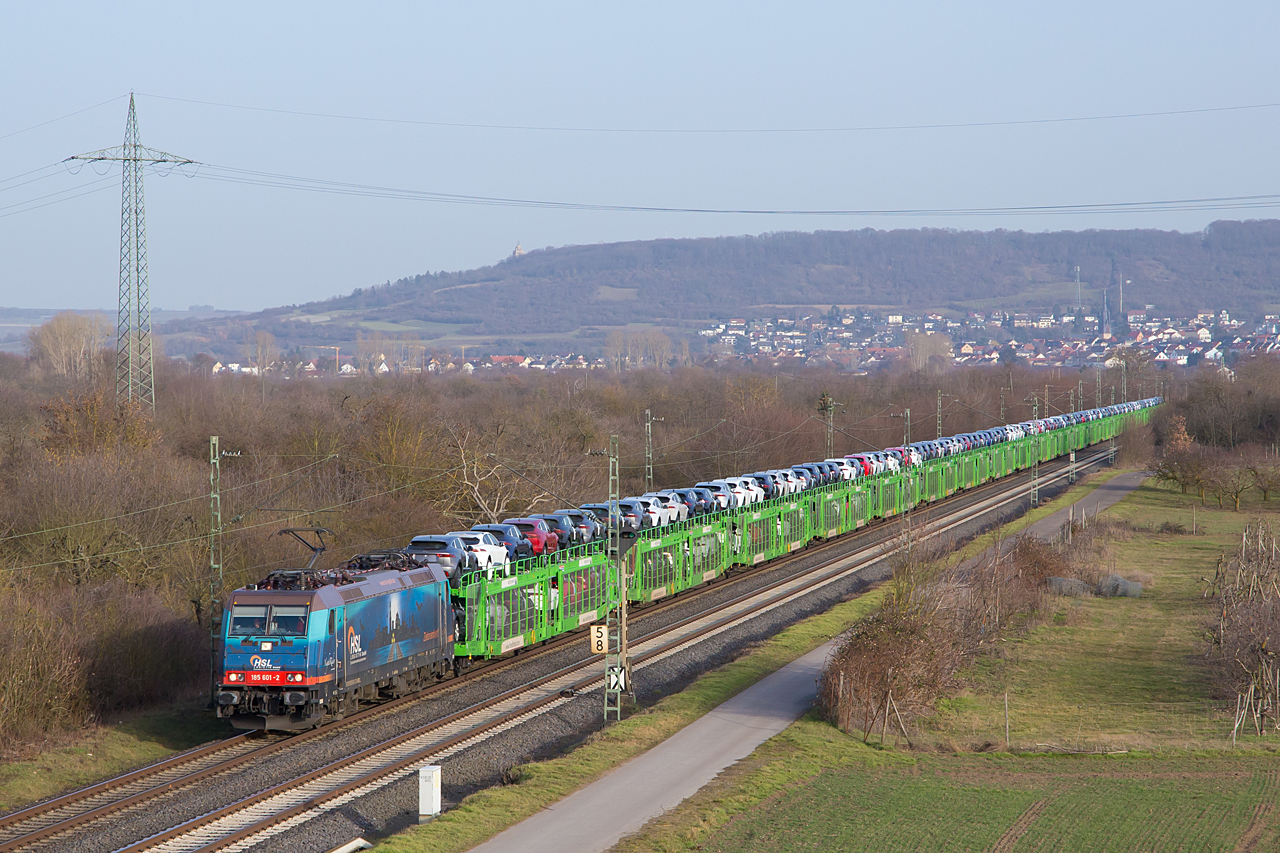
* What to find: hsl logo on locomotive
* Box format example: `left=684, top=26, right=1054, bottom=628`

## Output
left=248, top=655, right=280, bottom=671
left=347, top=625, right=365, bottom=661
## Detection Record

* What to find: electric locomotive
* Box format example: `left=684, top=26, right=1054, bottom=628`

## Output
left=216, top=551, right=456, bottom=731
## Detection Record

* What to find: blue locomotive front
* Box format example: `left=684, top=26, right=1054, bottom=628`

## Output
left=216, top=562, right=455, bottom=731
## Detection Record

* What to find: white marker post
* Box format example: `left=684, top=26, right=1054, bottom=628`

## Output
left=419, top=765, right=441, bottom=823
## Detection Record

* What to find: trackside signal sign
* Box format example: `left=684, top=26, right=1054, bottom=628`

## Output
left=589, top=624, right=607, bottom=654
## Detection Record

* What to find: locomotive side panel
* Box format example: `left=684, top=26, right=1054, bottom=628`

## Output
left=341, top=581, right=453, bottom=695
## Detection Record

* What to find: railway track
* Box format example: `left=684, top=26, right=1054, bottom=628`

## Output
left=0, top=448, right=1107, bottom=853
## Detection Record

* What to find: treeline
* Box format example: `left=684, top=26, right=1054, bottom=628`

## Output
left=160, top=220, right=1280, bottom=359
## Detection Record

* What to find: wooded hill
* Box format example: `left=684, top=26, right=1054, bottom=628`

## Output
left=160, top=220, right=1280, bottom=358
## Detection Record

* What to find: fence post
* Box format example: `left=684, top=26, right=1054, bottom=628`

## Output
left=1004, top=692, right=1010, bottom=748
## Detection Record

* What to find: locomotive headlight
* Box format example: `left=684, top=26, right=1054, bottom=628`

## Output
left=286, top=672, right=304, bottom=683
left=225, top=672, right=244, bottom=683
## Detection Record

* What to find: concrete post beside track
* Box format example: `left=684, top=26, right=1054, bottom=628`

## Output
left=419, top=765, right=441, bottom=823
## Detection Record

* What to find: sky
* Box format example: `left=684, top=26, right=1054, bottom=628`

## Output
left=2, top=1, right=1278, bottom=312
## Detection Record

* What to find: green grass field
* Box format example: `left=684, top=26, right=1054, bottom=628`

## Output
left=612, top=480, right=1280, bottom=853
left=689, top=748, right=1277, bottom=853
left=928, top=480, right=1260, bottom=753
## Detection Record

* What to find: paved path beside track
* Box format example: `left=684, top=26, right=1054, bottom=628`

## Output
left=465, top=470, right=1150, bottom=853
left=1021, top=470, right=1148, bottom=540
left=465, top=639, right=836, bottom=853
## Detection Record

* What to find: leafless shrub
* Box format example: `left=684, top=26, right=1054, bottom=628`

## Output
left=818, top=527, right=1059, bottom=742
left=0, top=581, right=206, bottom=744
left=1010, top=537, right=1070, bottom=587
left=818, top=516, right=1146, bottom=745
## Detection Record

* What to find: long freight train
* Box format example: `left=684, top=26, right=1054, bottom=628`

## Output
left=216, top=398, right=1158, bottom=730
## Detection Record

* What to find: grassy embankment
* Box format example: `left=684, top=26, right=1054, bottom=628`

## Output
left=0, top=704, right=228, bottom=813
left=947, top=464, right=1131, bottom=561
left=612, top=480, right=1280, bottom=853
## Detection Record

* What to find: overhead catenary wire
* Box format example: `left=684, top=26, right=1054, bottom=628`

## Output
left=826, top=421, right=885, bottom=452
left=0, top=456, right=337, bottom=546
left=0, top=462, right=468, bottom=575
left=653, top=418, right=728, bottom=453
left=658, top=409, right=899, bottom=462
left=940, top=396, right=1003, bottom=424
left=0, top=390, right=1092, bottom=575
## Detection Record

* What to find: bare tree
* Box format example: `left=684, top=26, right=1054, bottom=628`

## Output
left=442, top=426, right=541, bottom=523
left=1154, top=447, right=1208, bottom=497
left=25, top=311, right=111, bottom=381
left=646, top=331, right=673, bottom=369
left=905, top=331, right=952, bottom=373
left=1215, top=463, right=1254, bottom=512
left=604, top=332, right=626, bottom=372
left=249, top=330, right=272, bottom=372
left=625, top=333, right=643, bottom=367
left=1249, top=454, right=1280, bottom=502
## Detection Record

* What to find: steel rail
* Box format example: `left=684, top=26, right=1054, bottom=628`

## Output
left=0, top=736, right=253, bottom=833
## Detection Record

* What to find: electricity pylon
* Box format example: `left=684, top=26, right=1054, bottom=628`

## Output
left=67, top=94, right=194, bottom=412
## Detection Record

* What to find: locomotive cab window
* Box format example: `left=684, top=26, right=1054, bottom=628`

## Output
left=269, top=605, right=309, bottom=636
left=229, top=605, right=269, bottom=636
